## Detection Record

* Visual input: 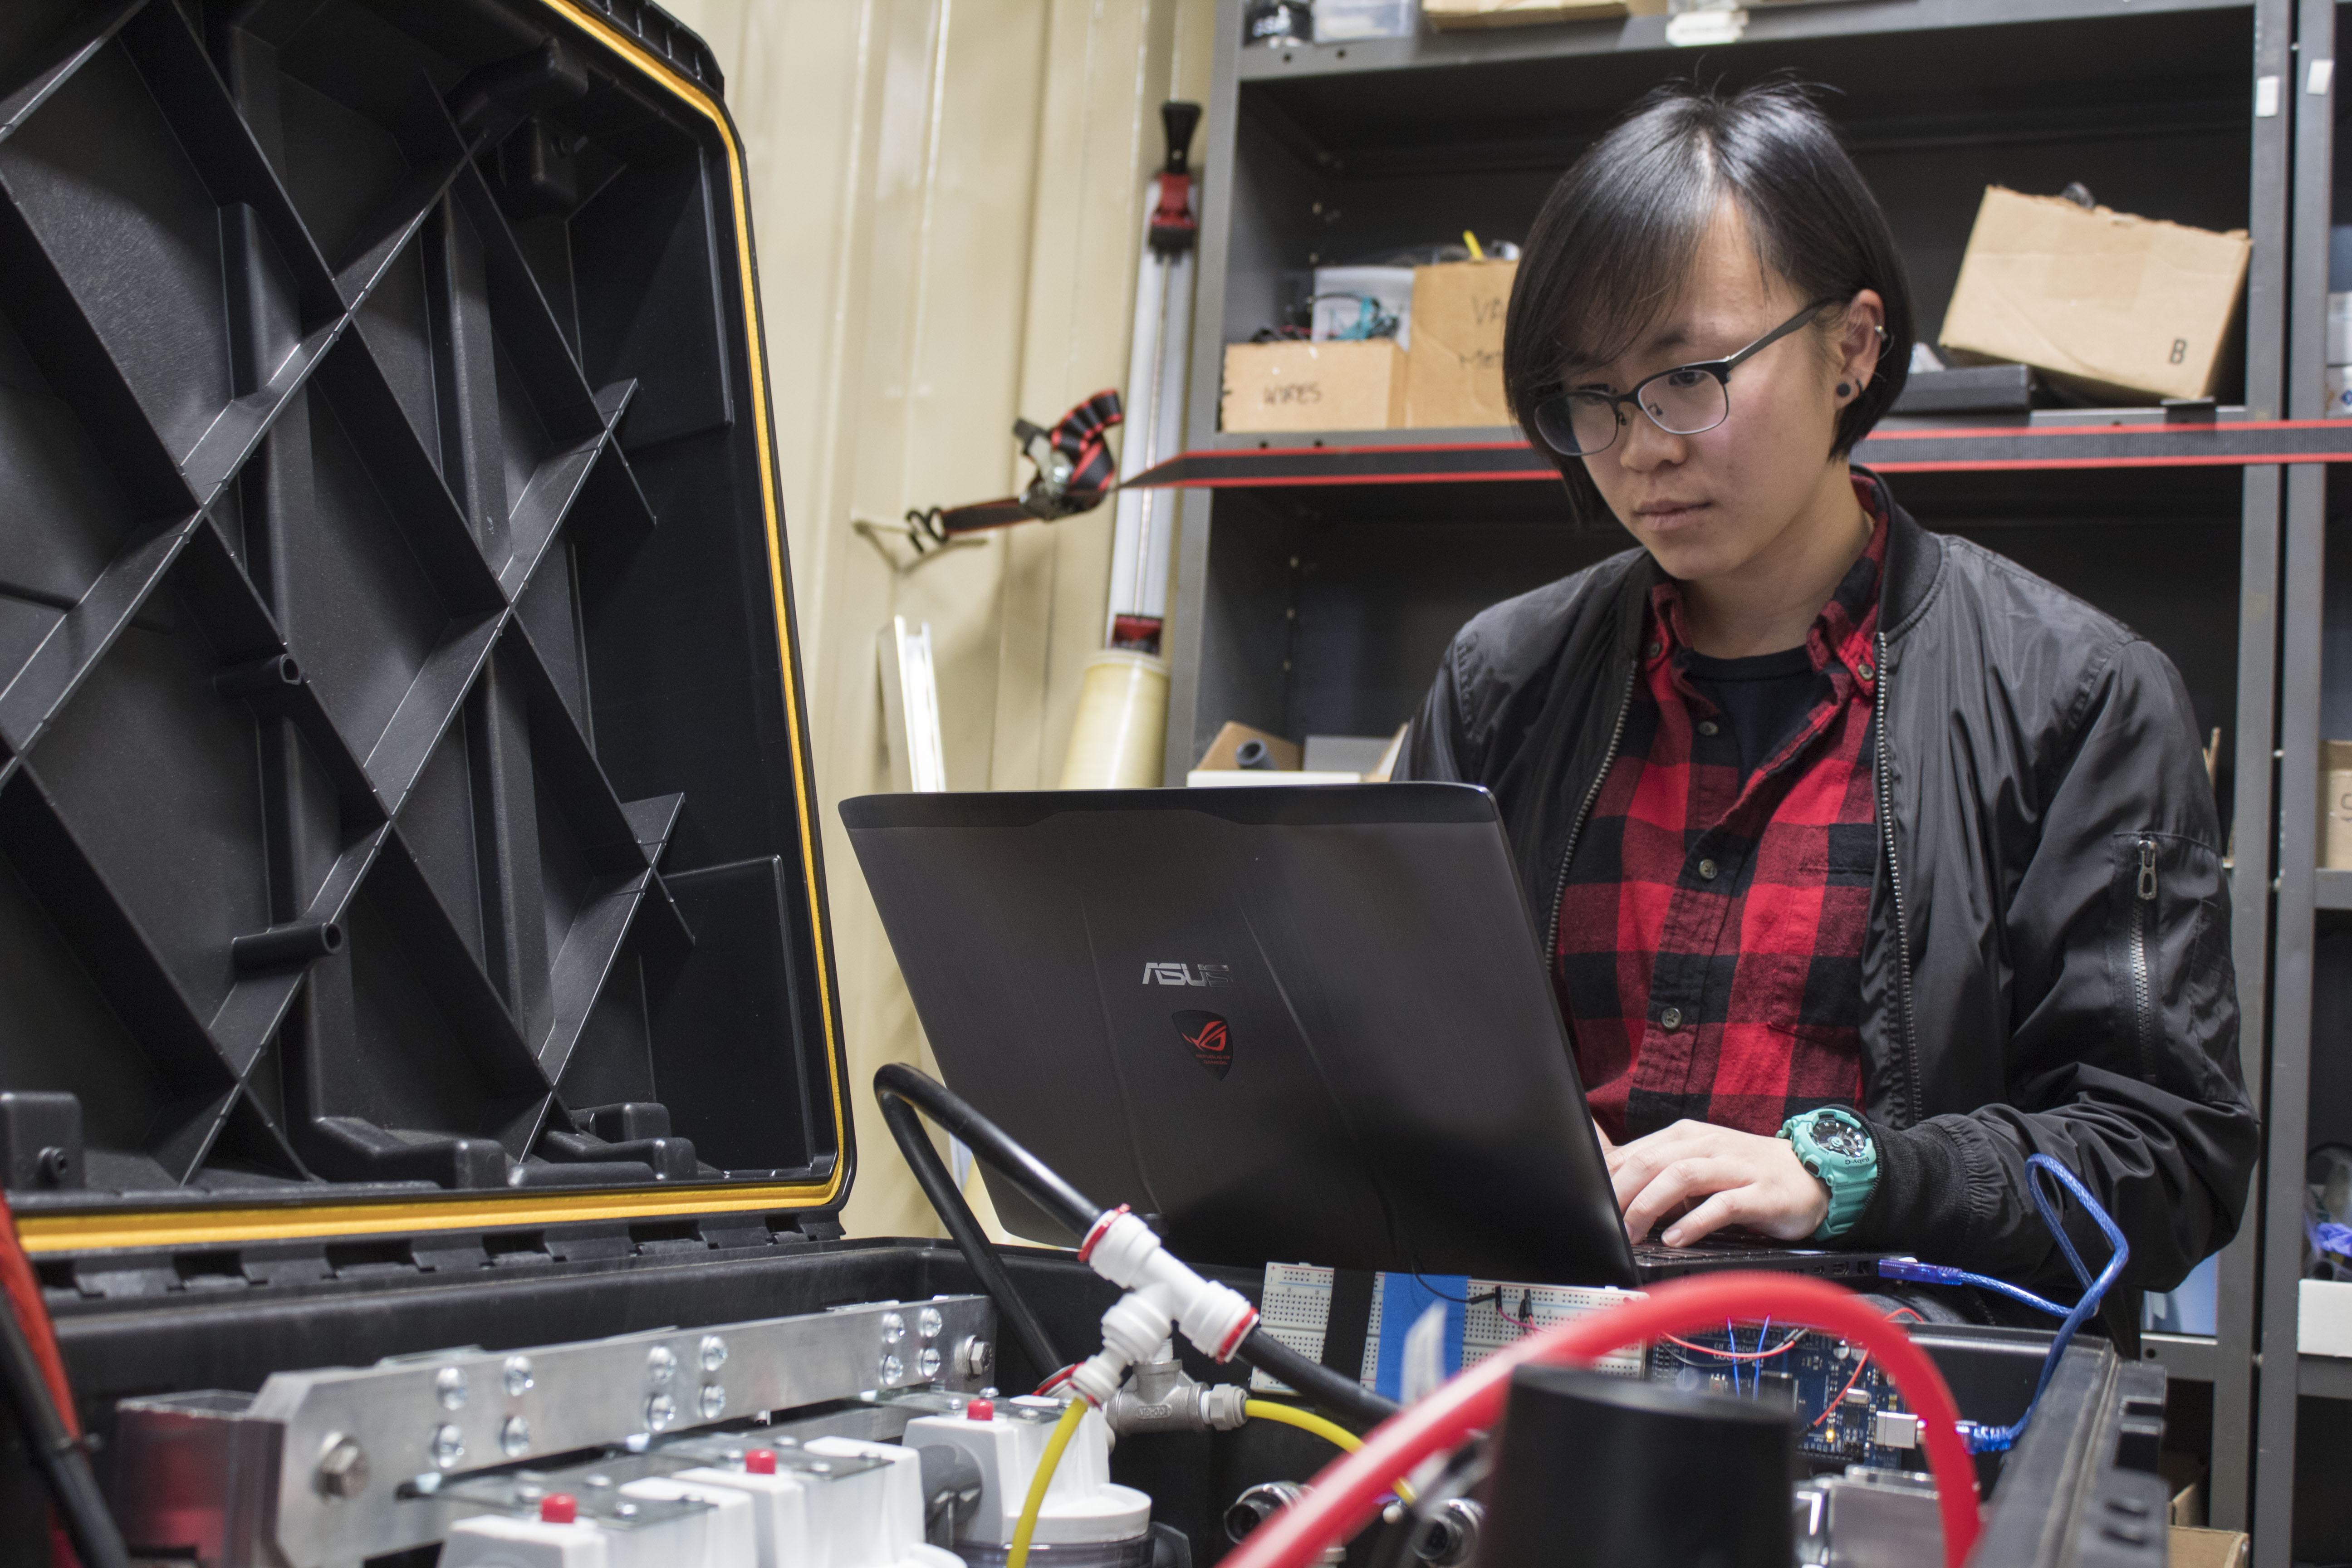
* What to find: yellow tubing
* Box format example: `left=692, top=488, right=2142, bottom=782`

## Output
left=1009, top=1397, right=1090, bottom=1568
left=1244, top=1399, right=1413, bottom=1502
left=1245, top=1398, right=1362, bottom=1452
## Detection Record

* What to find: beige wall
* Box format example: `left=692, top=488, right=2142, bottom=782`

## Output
left=661, top=0, right=1218, bottom=1237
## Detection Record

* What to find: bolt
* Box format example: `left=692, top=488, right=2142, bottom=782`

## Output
left=700, top=1334, right=729, bottom=1373
left=917, top=1307, right=945, bottom=1340
left=435, top=1366, right=469, bottom=1411
left=646, top=1393, right=677, bottom=1431
left=957, top=1338, right=996, bottom=1380
left=880, top=1310, right=906, bottom=1344
left=918, top=1347, right=943, bottom=1380
left=647, top=1344, right=678, bottom=1388
left=504, top=1356, right=535, bottom=1397
left=317, top=1437, right=369, bottom=1500
left=881, top=1353, right=905, bottom=1383
left=430, top=1424, right=465, bottom=1470
left=700, top=1383, right=728, bottom=1421
left=501, top=1416, right=532, bottom=1458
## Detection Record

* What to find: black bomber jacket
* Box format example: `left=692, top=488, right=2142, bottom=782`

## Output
left=1401, top=471, right=2258, bottom=1297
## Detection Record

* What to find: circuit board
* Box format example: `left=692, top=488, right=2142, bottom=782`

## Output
left=1647, top=1324, right=1921, bottom=1471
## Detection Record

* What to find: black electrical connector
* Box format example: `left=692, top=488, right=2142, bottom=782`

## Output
left=873, top=1065, right=1400, bottom=1429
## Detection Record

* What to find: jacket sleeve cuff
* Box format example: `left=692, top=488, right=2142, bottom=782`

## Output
left=1847, top=1120, right=1968, bottom=1251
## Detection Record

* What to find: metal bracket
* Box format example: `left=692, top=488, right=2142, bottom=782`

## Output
left=111, top=1294, right=994, bottom=1568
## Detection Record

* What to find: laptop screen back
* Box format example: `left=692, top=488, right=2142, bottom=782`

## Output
left=842, top=784, right=1639, bottom=1286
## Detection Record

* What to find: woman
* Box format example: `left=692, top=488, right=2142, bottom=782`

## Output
left=1402, top=80, right=2256, bottom=1304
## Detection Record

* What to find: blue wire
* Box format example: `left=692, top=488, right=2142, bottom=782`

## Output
left=1875, top=1259, right=2071, bottom=1318
left=1944, top=1154, right=2128, bottom=1454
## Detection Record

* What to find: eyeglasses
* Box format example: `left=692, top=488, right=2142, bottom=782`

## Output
left=1529, top=299, right=1839, bottom=459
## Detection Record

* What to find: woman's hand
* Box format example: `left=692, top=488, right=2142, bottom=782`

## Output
left=1609, top=1119, right=1830, bottom=1246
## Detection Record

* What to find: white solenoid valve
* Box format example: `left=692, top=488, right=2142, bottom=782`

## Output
left=438, top=1436, right=963, bottom=1568
left=903, top=1395, right=1155, bottom=1564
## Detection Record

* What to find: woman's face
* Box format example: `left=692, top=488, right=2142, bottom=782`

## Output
left=1566, top=202, right=1884, bottom=584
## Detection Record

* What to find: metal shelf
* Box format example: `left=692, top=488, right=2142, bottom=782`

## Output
left=2301, top=1353, right=2352, bottom=1400
left=1239, top=0, right=2250, bottom=82
left=2146, top=1332, right=2222, bottom=1384
left=1135, top=417, right=2352, bottom=491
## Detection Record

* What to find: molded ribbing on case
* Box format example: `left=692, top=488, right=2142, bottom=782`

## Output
left=0, top=0, right=150, bottom=151
left=114, top=3, right=339, bottom=323
left=0, top=8, right=828, bottom=1205
left=0, top=515, right=201, bottom=756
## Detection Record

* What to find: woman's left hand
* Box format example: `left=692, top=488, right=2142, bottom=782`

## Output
left=1609, top=1119, right=1830, bottom=1246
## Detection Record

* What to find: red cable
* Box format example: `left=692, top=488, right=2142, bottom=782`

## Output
left=1216, top=1272, right=1980, bottom=1568
left=0, top=1191, right=82, bottom=1568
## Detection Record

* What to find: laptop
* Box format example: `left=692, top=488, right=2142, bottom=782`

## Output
left=841, top=783, right=1892, bottom=1289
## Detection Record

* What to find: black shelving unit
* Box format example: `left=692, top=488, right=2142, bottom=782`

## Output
left=1158, top=0, right=2292, bottom=1540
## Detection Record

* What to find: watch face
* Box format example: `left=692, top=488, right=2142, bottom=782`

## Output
left=1811, top=1113, right=1868, bottom=1159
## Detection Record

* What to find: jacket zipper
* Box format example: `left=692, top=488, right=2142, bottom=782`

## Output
left=1872, top=630, right=1926, bottom=1126
left=2129, top=836, right=2158, bottom=1069
left=1543, top=658, right=1638, bottom=964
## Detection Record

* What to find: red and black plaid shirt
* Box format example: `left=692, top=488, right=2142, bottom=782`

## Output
left=1557, top=483, right=1887, bottom=1143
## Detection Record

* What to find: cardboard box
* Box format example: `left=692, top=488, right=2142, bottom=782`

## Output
left=1195, top=720, right=1301, bottom=773
left=1221, top=339, right=1406, bottom=432
left=2168, top=1527, right=2250, bottom=1568
left=1423, top=0, right=1662, bottom=26
left=2326, top=741, right=2352, bottom=868
left=1405, top=259, right=1518, bottom=427
left=1939, top=186, right=2251, bottom=404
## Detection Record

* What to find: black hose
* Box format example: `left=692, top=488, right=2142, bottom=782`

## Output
left=873, top=1065, right=1401, bottom=1426
left=875, top=1064, right=1100, bottom=1235
left=0, top=1293, right=128, bottom=1568
left=1240, top=1323, right=1399, bottom=1426
left=876, top=1075, right=1065, bottom=1380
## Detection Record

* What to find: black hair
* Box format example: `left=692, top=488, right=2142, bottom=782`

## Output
left=1503, top=78, right=1914, bottom=526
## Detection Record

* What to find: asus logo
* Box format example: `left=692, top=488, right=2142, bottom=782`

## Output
left=1142, top=962, right=1235, bottom=988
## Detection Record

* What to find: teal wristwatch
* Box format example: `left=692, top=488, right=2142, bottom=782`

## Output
left=1778, top=1107, right=1880, bottom=1241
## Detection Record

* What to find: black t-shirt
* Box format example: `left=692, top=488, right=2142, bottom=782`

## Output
left=1679, top=645, right=1824, bottom=781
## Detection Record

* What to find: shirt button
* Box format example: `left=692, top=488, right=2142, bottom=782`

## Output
left=1857, top=659, right=1877, bottom=681
left=1646, top=640, right=1664, bottom=659
left=1697, top=720, right=1720, bottom=737
left=1697, top=858, right=1719, bottom=881
left=1660, top=1006, right=1684, bottom=1030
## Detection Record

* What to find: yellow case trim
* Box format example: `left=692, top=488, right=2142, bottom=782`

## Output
left=18, top=5, right=848, bottom=1256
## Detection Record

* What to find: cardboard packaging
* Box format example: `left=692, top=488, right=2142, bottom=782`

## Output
left=1939, top=186, right=2251, bottom=404
left=1424, top=0, right=1663, bottom=26
left=2325, top=740, right=2352, bottom=868
left=1405, top=259, right=1519, bottom=427
left=2168, top=1529, right=2251, bottom=1568
left=1222, top=339, right=1407, bottom=431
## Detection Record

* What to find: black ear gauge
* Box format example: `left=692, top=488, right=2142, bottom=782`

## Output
left=1836, top=382, right=1853, bottom=397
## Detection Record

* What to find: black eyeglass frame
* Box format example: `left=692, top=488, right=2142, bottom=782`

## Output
left=1529, top=297, right=1846, bottom=459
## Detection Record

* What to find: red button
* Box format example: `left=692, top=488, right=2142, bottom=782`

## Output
left=540, top=1494, right=578, bottom=1524
left=968, top=1399, right=995, bottom=1421
left=746, top=1450, right=778, bottom=1475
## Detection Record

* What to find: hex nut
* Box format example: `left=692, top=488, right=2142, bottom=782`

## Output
left=317, top=1437, right=369, bottom=1500
left=956, top=1337, right=995, bottom=1379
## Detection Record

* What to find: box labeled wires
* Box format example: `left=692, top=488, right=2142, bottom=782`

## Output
left=1939, top=186, right=2250, bottom=403
left=1221, top=339, right=1407, bottom=431
left=1405, top=259, right=1517, bottom=426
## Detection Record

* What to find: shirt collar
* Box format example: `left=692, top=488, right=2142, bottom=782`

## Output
left=1644, top=475, right=1888, bottom=697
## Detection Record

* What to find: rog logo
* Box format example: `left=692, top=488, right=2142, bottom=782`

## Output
left=1172, top=1011, right=1231, bottom=1080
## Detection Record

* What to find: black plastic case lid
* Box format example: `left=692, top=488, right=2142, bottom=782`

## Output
left=0, top=0, right=850, bottom=1256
